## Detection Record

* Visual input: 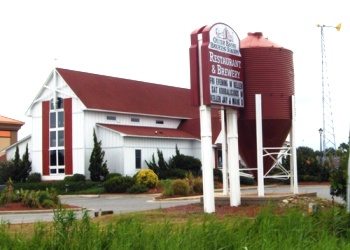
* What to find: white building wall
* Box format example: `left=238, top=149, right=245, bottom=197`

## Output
left=83, top=110, right=183, bottom=176
left=122, top=137, right=201, bottom=176
left=27, top=71, right=87, bottom=178
left=6, top=137, right=32, bottom=161
left=96, top=126, right=124, bottom=174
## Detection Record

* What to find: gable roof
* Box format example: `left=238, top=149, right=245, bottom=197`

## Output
left=98, top=124, right=199, bottom=140
left=0, top=115, right=24, bottom=126
left=56, top=68, right=198, bottom=119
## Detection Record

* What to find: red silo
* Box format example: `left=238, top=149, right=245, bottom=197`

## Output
left=238, top=32, right=294, bottom=178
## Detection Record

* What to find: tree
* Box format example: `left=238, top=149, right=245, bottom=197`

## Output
left=168, top=145, right=201, bottom=176
left=330, top=142, right=350, bottom=201
left=20, top=144, right=32, bottom=182
left=11, top=146, right=21, bottom=182
left=89, top=129, right=109, bottom=181
left=10, top=144, right=32, bottom=182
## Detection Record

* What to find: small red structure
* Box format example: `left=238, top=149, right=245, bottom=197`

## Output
left=238, top=32, right=294, bottom=177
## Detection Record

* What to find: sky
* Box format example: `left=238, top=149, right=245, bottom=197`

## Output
left=0, top=0, right=349, bottom=150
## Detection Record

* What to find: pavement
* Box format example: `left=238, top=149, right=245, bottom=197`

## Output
left=0, top=184, right=340, bottom=224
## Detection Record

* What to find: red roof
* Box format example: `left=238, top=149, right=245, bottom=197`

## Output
left=57, top=68, right=198, bottom=119
left=98, top=124, right=199, bottom=140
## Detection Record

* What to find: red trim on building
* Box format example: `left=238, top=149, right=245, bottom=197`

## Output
left=64, top=98, right=73, bottom=175
left=42, top=101, right=50, bottom=176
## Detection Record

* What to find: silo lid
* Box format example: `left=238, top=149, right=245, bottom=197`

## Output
left=240, top=32, right=282, bottom=48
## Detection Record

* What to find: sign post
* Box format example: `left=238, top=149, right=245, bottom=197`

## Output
left=190, top=23, right=244, bottom=211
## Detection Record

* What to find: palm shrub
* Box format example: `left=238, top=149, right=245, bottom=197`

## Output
left=18, top=188, right=59, bottom=208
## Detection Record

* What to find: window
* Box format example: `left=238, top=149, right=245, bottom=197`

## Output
left=107, top=115, right=116, bottom=121
left=135, top=149, right=141, bottom=169
left=49, top=97, right=65, bottom=174
left=131, top=117, right=140, bottom=122
left=156, top=120, right=164, bottom=124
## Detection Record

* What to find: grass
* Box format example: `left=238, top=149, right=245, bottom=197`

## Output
left=1, top=203, right=350, bottom=249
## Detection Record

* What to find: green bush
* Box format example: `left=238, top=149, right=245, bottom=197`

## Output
left=171, top=179, right=190, bottom=196
left=64, top=174, right=86, bottom=182
left=192, top=177, right=203, bottom=194
left=103, top=176, right=134, bottom=193
left=135, top=169, right=158, bottom=188
left=160, top=179, right=174, bottom=196
left=158, top=168, right=187, bottom=179
left=169, top=147, right=201, bottom=176
left=27, top=173, right=42, bottom=183
left=0, top=160, right=14, bottom=184
left=106, top=173, right=122, bottom=180
left=14, top=188, right=59, bottom=208
left=127, top=184, right=148, bottom=193
left=14, top=180, right=99, bottom=194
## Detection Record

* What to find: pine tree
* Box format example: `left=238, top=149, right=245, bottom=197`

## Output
left=88, top=129, right=109, bottom=181
left=12, top=146, right=21, bottom=182
left=20, top=144, right=32, bottom=182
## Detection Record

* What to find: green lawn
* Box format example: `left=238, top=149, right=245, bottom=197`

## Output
left=2, top=203, right=350, bottom=249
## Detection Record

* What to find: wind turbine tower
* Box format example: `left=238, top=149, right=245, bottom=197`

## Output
left=317, top=23, right=341, bottom=157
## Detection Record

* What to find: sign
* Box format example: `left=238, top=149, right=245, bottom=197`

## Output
left=190, top=23, right=244, bottom=108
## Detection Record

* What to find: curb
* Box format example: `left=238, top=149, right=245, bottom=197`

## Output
left=0, top=207, right=85, bottom=215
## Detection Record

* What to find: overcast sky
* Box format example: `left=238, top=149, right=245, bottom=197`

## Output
left=0, top=0, right=349, bottom=150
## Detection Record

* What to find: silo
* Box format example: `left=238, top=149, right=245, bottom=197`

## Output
left=238, top=32, right=294, bottom=178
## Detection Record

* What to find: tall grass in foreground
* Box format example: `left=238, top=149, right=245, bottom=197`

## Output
left=1, top=207, right=350, bottom=249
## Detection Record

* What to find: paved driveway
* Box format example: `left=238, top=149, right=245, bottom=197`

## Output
left=0, top=193, right=200, bottom=224
left=0, top=184, right=342, bottom=224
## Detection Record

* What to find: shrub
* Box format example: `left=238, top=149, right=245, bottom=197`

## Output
left=160, top=180, right=174, bottom=196
left=103, top=176, right=134, bottom=193
left=64, top=174, right=86, bottom=182
left=157, top=168, right=187, bottom=179
left=171, top=179, right=190, bottom=196
left=135, top=169, right=158, bottom=188
left=0, top=160, right=14, bottom=184
left=127, top=184, right=148, bottom=193
left=106, top=173, right=122, bottom=180
left=169, top=147, right=201, bottom=176
left=27, top=173, right=41, bottom=183
left=192, top=177, right=203, bottom=194
left=16, top=188, right=59, bottom=208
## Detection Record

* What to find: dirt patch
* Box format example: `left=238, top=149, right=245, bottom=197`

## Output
left=162, top=203, right=261, bottom=217
left=161, top=195, right=339, bottom=217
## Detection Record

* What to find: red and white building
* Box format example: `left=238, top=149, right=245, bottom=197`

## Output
left=7, top=68, right=223, bottom=180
